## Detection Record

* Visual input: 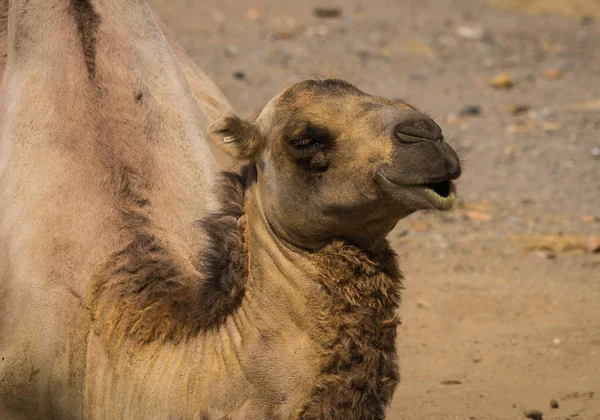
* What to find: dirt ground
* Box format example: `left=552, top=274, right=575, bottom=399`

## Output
left=150, top=0, right=600, bottom=418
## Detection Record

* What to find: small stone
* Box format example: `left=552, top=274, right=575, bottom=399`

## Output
left=491, top=73, right=514, bottom=89
left=247, top=8, right=260, bottom=20
left=313, top=6, right=342, bottom=18
left=458, top=105, right=482, bottom=117
left=224, top=45, right=239, bottom=58
left=591, top=147, right=600, bottom=158
left=233, top=70, right=246, bottom=81
left=528, top=108, right=555, bottom=120
left=506, top=120, right=536, bottom=134
left=580, top=15, right=595, bottom=25
left=465, top=211, right=492, bottom=221
left=553, top=338, right=562, bottom=345
left=354, top=46, right=372, bottom=61
left=550, top=399, right=559, bottom=409
left=416, top=299, right=431, bottom=309
left=446, top=113, right=465, bottom=125
left=588, top=237, right=600, bottom=253
left=536, top=251, right=557, bottom=260
left=523, top=409, right=543, bottom=419
left=456, top=24, right=485, bottom=40
left=272, top=18, right=301, bottom=39
left=535, top=250, right=556, bottom=260
left=506, top=105, right=530, bottom=116
left=402, top=40, right=436, bottom=59
left=441, top=380, right=462, bottom=385
left=542, top=68, right=562, bottom=80
left=504, top=146, right=516, bottom=157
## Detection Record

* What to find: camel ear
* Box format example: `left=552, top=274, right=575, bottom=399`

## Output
left=207, top=115, right=264, bottom=161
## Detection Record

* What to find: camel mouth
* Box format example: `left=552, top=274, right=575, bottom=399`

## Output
left=416, top=180, right=456, bottom=211
left=424, top=180, right=451, bottom=198
left=376, top=173, right=456, bottom=211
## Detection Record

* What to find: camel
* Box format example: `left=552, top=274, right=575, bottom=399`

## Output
left=0, top=1, right=461, bottom=419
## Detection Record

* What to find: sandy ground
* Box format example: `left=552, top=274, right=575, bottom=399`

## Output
left=150, top=0, right=600, bottom=418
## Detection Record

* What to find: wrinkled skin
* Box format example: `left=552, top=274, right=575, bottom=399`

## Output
left=210, top=79, right=461, bottom=250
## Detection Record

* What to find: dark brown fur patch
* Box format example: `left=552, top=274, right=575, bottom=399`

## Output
left=70, top=0, right=101, bottom=79
left=91, top=167, right=252, bottom=345
left=299, top=241, right=403, bottom=419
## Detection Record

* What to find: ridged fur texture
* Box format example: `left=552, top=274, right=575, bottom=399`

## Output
left=299, top=242, right=403, bottom=420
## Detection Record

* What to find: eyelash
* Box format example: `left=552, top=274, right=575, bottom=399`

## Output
left=291, top=137, right=317, bottom=149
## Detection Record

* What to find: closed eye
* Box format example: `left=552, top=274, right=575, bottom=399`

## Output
left=287, top=123, right=334, bottom=153
left=291, top=137, right=317, bottom=149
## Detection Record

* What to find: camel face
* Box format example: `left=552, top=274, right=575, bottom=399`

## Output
left=210, top=79, right=461, bottom=249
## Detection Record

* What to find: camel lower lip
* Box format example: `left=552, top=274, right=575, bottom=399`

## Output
left=377, top=173, right=457, bottom=210
left=415, top=184, right=456, bottom=210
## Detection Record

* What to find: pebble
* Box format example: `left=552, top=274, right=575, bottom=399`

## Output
left=441, top=380, right=462, bottom=385
left=589, top=237, right=600, bottom=253
left=536, top=251, right=557, bottom=260
left=506, top=105, right=530, bottom=116
left=313, top=6, right=342, bottom=18
left=456, top=24, right=485, bottom=40
left=540, top=121, right=561, bottom=132
left=542, top=68, right=562, bottom=80
left=233, top=70, right=246, bottom=81
left=271, top=18, right=301, bottom=39
left=459, top=105, right=482, bottom=117
left=591, top=147, right=600, bottom=158
left=465, top=211, right=492, bottom=221
left=523, top=409, right=543, bottom=419
left=582, top=215, right=597, bottom=223
left=491, top=73, right=514, bottom=89
left=550, top=399, right=559, bottom=409
left=528, top=108, right=555, bottom=120
left=247, top=8, right=260, bottom=20
left=416, top=299, right=431, bottom=309
left=580, top=15, right=595, bottom=25
left=402, top=39, right=436, bottom=59
left=506, top=120, right=535, bottom=134
left=224, top=45, right=239, bottom=58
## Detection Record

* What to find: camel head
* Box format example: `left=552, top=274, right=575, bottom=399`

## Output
left=208, top=79, right=461, bottom=249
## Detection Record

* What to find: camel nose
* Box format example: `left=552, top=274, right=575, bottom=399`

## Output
left=394, top=112, right=443, bottom=143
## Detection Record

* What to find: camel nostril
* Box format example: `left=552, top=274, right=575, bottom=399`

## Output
left=394, top=116, right=443, bottom=143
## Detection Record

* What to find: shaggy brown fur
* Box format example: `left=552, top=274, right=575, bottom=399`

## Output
left=91, top=167, right=252, bottom=345
left=299, top=242, right=403, bottom=420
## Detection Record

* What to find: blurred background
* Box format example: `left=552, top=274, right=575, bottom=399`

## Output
left=150, top=0, right=599, bottom=418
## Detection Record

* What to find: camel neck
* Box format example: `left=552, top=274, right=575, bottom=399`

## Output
left=242, top=178, right=403, bottom=418
left=244, top=183, right=322, bottom=321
